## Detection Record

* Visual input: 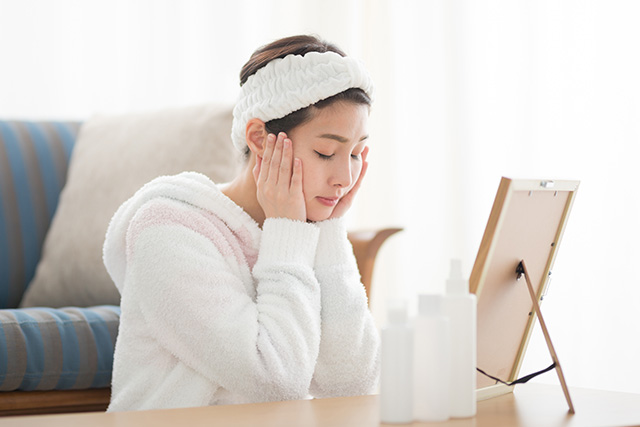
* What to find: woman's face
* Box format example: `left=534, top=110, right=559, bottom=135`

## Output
left=287, top=101, right=369, bottom=222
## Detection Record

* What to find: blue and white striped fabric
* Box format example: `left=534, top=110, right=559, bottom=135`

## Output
left=0, top=120, right=121, bottom=392
left=0, top=305, right=120, bottom=391
left=0, top=120, right=80, bottom=309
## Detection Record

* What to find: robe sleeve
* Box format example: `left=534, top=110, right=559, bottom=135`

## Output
left=309, top=218, right=380, bottom=398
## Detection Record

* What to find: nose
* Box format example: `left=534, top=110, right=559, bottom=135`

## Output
left=330, top=158, right=353, bottom=188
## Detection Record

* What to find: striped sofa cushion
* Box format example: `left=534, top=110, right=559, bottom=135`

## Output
left=0, top=305, right=120, bottom=391
left=0, top=121, right=81, bottom=309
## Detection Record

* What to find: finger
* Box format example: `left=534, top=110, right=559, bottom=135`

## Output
left=351, top=147, right=369, bottom=192
left=348, top=161, right=368, bottom=198
left=268, top=133, right=285, bottom=184
left=259, top=134, right=276, bottom=183
left=279, top=137, right=293, bottom=186
left=291, top=157, right=303, bottom=192
left=361, top=145, right=370, bottom=162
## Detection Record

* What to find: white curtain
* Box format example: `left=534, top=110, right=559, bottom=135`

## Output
left=368, top=0, right=640, bottom=396
left=1, top=0, right=638, bottom=394
left=372, top=0, right=640, bottom=291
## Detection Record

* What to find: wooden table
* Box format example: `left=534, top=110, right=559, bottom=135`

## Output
left=2, top=384, right=639, bottom=427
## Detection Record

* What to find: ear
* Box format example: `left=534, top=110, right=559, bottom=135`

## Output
left=245, top=119, right=268, bottom=158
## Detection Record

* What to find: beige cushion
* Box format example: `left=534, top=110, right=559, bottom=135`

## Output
left=20, top=104, right=243, bottom=308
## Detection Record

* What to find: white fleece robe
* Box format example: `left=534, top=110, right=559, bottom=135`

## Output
left=103, top=171, right=380, bottom=411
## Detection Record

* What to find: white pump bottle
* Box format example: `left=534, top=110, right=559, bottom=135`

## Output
left=413, top=294, right=450, bottom=422
left=380, top=300, right=413, bottom=424
left=443, top=259, right=477, bottom=417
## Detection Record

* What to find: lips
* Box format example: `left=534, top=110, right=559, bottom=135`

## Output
left=316, top=196, right=340, bottom=207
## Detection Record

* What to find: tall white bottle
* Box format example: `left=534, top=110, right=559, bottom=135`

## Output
left=380, top=301, right=413, bottom=424
left=413, top=294, right=450, bottom=422
left=443, top=259, right=477, bottom=418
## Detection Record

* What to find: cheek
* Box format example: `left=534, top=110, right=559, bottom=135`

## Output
left=300, top=158, right=322, bottom=193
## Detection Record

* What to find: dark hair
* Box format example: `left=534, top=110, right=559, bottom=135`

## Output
left=239, top=35, right=372, bottom=155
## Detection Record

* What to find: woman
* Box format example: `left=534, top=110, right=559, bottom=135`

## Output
left=103, top=34, right=379, bottom=411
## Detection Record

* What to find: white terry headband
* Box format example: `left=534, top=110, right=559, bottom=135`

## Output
left=231, top=50, right=374, bottom=152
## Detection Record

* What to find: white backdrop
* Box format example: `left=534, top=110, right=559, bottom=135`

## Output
left=1, top=0, right=639, bottom=394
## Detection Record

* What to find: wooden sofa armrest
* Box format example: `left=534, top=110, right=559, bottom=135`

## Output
left=0, top=388, right=111, bottom=416
left=348, top=227, right=402, bottom=304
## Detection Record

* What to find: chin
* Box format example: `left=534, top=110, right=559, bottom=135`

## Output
left=307, top=214, right=331, bottom=222
left=306, top=209, right=333, bottom=223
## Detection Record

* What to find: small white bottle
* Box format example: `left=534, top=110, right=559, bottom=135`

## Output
left=380, top=300, right=413, bottom=424
left=443, top=259, right=477, bottom=418
left=413, top=294, right=450, bottom=422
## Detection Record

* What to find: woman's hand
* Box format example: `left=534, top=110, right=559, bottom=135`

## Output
left=328, top=146, right=369, bottom=220
left=253, top=132, right=306, bottom=222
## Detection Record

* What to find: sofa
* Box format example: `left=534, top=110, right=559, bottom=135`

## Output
left=0, top=105, right=400, bottom=416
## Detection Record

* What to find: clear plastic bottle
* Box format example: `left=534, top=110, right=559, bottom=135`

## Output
left=380, top=300, right=413, bottom=424
left=443, top=259, right=477, bottom=417
left=413, top=294, right=450, bottom=422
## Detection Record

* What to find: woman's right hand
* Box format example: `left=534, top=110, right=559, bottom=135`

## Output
left=253, top=132, right=306, bottom=222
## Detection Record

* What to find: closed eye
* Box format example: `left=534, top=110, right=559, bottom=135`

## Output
left=315, top=151, right=334, bottom=160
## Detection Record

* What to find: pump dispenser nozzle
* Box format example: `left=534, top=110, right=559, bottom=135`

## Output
left=446, top=259, right=468, bottom=294
left=387, top=299, right=409, bottom=324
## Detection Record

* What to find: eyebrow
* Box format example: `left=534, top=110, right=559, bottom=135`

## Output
left=317, top=133, right=369, bottom=143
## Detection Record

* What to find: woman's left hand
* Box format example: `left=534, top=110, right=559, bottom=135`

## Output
left=328, top=146, right=369, bottom=220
